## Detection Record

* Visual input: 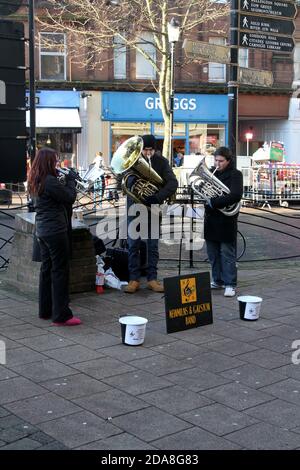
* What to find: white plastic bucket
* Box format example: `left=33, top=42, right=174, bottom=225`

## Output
left=119, top=316, right=148, bottom=346
left=237, top=295, right=263, bottom=321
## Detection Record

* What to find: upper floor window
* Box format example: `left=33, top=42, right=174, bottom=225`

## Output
left=293, top=42, right=300, bottom=87
left=239, top=48, right=249, bottom=68
left=136, top=32, right=156, bottom=80
left=39, top=32, right=66, bottom=81
left=208, top=37, right=226, bottom=82
left=114, top=35, right=126, bottom=79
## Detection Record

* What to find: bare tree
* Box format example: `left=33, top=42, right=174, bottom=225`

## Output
left=36, top=0, right=228, bottom=160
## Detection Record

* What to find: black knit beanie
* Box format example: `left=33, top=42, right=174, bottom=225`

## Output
left=141, top=134, right=156, bottom=149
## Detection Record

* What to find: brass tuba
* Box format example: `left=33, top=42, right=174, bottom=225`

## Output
left=189, top=156, right=241, bottom=217
left=110, top=136, right=163, bottom=204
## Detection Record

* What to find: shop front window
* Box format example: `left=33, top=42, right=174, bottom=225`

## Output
left=111, top=122, right=151, bottom=157
left=153, top=122, right=185, bottom=136
left=60, top=133, right=73, bottom=154
left=36, top=132, right=76, bottom=168
left=153, top=122, right=186, bottom=158
left=188, top=123, right=225, bottom=156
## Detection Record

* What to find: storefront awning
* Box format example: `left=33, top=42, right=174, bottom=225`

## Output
left=26, top=108, right=82, bottom=132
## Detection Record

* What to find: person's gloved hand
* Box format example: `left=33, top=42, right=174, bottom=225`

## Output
left=126, top=175, right=137, bottom=190
left=204, top=199, right=213, bottom=212
left=143, top=194, right=160, bottom=206
left=207, top=198, right=213, bottom=208
left=65, top=168, right=78, bottom=181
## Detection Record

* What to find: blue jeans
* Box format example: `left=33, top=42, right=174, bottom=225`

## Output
left=128, top=237, right=159, bottom=281
left=127, top=199, right=160, bottom=281
left=206, top=239, right=237, bottom=287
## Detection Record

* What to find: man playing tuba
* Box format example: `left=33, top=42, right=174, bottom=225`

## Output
left=124, top=134, right=178, bottom=293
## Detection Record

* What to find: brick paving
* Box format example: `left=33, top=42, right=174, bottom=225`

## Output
left=0, top=260, right=300, bottom=450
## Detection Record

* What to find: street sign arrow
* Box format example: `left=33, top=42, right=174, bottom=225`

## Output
left=239, top=67, right=274, bottom=87
left=240, top=14, right=295, bottom=36
left=183, top=39, right=231, bottom=64
left=239, top=0, right=297, bottom=19
left=239, top=32, right=295, bottom=53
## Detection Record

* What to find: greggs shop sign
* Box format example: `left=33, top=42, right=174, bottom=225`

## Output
left=164, top=272, right=213, bottom=334
left=145, top=96, right=197, bottom=111
left=101, top=91, right=228, bottom=123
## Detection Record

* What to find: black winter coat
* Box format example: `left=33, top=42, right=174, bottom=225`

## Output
left=127, top=152, right=178, bottom=204
left=204, top=161, right=243, bottom=242
left=34, top=175, right=76, bottom=238
left=147, top=152, right=178, bottom=203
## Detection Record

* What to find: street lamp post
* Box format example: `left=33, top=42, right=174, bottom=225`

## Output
left=228, top=0, right=239, bottom=167
left=167, top=18, right=180, bottom=164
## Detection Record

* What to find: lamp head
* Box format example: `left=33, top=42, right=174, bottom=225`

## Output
left=245, top=132, right=253, bottom=140
left=167, top=18, right=180, bottom=43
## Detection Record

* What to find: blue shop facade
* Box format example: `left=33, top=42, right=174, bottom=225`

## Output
left=101, top=91, right=228, bottom=161
left=26, top=90, right=82, bottom=167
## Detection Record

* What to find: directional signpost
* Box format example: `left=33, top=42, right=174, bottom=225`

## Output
left=239, top=67, right=274, bottom=87
left=239, top=32, right=295, bottom=52
left=239, top=0, right=297, bottom=19
left=240, top=14, right=295, bottom=36
left=183, top=39, right=231, bottom=64
left=239, top=0, right=296, bottom=54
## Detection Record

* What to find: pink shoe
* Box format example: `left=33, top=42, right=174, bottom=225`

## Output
left=52, top=317, right=82, bottom=326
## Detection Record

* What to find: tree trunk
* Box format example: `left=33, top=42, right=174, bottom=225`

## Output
left=162, top=114, right=171, bottom=161
left=159, top=47, right=172, bottom=163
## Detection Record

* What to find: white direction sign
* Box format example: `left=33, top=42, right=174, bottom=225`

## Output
left=239, top=67, right=274, bottom=87
left=240, top=0, right=297, bottom=19
left=183, top=39, right=230, bottom=64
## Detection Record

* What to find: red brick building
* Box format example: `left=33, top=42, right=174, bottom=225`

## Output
left=8, top=1, right=300, bottom=166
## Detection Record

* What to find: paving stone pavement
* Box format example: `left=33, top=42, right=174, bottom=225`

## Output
left=0, top=260, right=300, bottom=450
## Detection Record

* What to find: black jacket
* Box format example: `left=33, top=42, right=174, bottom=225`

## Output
left=144, top=152, right=178, bottom=203
left=34, top=175, right=76, bottom=238
left=204, top=161, right=243, bottom=242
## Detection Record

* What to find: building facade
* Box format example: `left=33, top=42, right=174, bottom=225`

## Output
left=10, top=1, right=300, bottom=167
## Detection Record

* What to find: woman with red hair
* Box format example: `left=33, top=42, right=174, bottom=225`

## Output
left=28, top=147, right=81, bottom=326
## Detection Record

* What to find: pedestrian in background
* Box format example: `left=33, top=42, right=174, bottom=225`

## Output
left=173, top=151, right=184, bottom=167
left=204, top=147, right=243, bottom=297
left=28, top=147, right=81, bottom=325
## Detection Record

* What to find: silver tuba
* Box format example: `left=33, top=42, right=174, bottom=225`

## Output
left=189, top=156, right=241, bottom=217
left=110, top=136, right=163, bottom=204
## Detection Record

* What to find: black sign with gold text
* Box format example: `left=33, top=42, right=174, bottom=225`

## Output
left=164, top=272, right=213, bottom=334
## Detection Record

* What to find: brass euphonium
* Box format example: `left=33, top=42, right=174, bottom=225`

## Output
left=189, top=156, right=241, bottom=217
left=110, top=136, right=163, bottom=204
